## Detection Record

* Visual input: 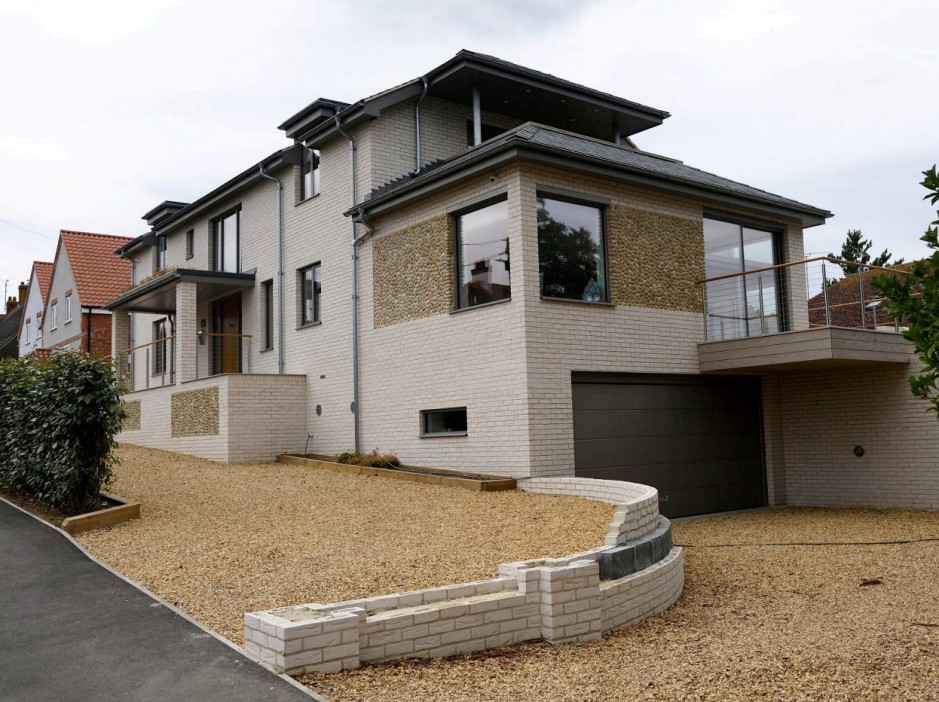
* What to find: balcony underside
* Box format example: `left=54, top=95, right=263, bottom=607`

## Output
left=698, top=327, right=913, bottom=374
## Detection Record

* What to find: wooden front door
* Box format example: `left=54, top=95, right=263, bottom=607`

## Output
left=212, top=296, right=241, bottom=375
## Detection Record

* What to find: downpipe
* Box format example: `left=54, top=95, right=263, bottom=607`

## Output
left=258, top=163, right=285, bottom=374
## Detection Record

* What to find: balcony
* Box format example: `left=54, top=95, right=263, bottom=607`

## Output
left=116, top=333, right=253, bottom=391
left=697, top=257, right=913, bottom=373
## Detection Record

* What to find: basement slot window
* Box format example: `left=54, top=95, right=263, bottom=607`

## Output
left=421, top=408, right=468, bottom=437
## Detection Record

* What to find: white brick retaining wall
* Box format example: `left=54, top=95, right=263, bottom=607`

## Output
left=244, top=478, right=684, bottom=675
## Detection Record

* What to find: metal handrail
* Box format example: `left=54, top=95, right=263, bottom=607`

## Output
left=695, top=256, right=906, bottom=286
left=122, top=335, right=176, bottom=355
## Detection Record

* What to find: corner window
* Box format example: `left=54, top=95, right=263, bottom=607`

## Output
left=455, top=199, right=510, bottom=309
left=262, top=279, right=274, bottom=350
left=186, top=230, right=194, bottom=260
left=155, top=235, right=167, bottom=270
left=300, top=148, right=320, bottom=200
left=537, top=196, right=607, bottom=302
left=213, top=209, right=240, bottom=272
left=298, top=264, right=321, bottom=326
left=421, top=408, right=468, bottom=436
left=64, top=294, right=72, bottom=323
left=50, top=301, right=57, bottom=330
left=152, top=319, right=167, bottom=375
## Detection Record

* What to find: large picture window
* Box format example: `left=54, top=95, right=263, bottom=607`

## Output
left=299, top=264, right=321, bottom=326
left=455, top=199, right=510, bottom=309
left=703, top=216, right=783, bottom=340
left=537, top=196, right=607, bottom=302
left=213, top=210, right=240, bottom=272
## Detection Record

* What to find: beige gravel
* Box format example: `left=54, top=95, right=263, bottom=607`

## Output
left=76, top=445, right=613, bottom=645
left=77, top=447, right=939, bottom=701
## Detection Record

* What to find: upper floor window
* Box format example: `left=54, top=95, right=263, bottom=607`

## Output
left=24, top=318, right=30, bottom=343
left=301, top=148, right=320, bottom=200
left=262, top=279, right=274, bottom=350
left=213, top=209, right=240, bottom=272
left=64, top=294, right=72, bottom=323
left=185, top=230, right=194, bottom=260
left=156, top=235, right=167, bottom=270
left=299, top=264, right=321, bottom=326
left=455, top=198, right=510, bottom=309
left=50, top=302, right=57, bottom=330
left=537, top=196, right=607, bottom=302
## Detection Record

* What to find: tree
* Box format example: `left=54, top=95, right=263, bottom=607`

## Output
left=828, top=229, right=904, bottom=276
left=874, top=165, right=939, bottom=414
left=537, top=205, right=601, bottom=300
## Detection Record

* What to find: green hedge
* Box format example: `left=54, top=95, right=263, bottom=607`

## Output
left=0, top=351, right=125, bottom=514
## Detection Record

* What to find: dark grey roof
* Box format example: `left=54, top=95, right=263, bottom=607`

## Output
left=0, top=305, right=24, bottom=358
left=356, top=123, right=831, bottom=221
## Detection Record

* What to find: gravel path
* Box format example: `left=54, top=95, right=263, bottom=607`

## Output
left=77, top=447, right=939, bottom=701
left=76, top=445, right=613, bottom=645
left=306, top=508, right=939, bottom=701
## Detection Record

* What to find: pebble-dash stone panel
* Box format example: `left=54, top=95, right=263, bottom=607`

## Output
left=607, top=204, right=705, bottom=313
left=171, top=387, right=219, bottom=437
left=123, top=400, right=141, bottom=432
left=372, top=215, right=453, bottom=328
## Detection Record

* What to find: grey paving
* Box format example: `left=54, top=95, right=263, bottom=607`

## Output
left=0, top=498, right=318, bottom=702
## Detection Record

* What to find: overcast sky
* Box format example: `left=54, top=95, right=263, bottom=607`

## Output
left=1, top=0, right=937, bottom=297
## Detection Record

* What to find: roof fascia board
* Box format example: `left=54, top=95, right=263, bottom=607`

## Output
left=363, top=81, right=425, bottom=117
left=104, top=268, right=255, bottom=310
left=301, top=107, right=370, bottom=147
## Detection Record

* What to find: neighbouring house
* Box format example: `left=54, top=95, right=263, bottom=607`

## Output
left=0, top=281, right=28, bottom=358
left=42, top=230, right=132, bottom=358
left=806, top=262, right=911, bottom=330
left=17, top=261, right=54, bottom=356
left=106, top=50, right=939, bottom=516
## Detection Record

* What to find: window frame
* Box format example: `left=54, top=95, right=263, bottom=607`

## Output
left=420, top=407, right=468, bottom=438
left=452, top=192, right=511, bottom=310
left=24, top=318, right=30, bottom=343
left=152, top=318, right=167, bottom=376
left=185, top=230, right=194, bottom=260
left=300, top=147, right=320, bottom=201
left=212, top=207, right=241, bottom=273
left=155, top=235, right=168, bottom=270
left=536, top=191, right=610, bottom=304
left=50, top=301, right=57, bottom=330
left=261, top=279, right=274, bottom=350
left=297, top=263, right=322, bottom=328
left=64, top=294, right=72, bottom=324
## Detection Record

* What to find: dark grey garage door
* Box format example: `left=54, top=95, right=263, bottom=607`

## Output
left=572, top=373, right=765, bottom=518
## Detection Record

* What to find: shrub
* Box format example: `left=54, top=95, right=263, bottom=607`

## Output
left=0, top=351, right=125, bottom=514
left=334, top=449, right=400, bottom=468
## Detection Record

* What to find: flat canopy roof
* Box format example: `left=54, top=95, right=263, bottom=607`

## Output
left=105, top=269, right=255, bottom=314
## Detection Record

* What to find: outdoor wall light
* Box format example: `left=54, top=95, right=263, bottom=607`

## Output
left=853, top=445, right=865, bottom=457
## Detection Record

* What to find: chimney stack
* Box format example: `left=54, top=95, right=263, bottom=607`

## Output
left=18, top=281, right=27, bottom=304
left=6, top=296, right=17, bottom=314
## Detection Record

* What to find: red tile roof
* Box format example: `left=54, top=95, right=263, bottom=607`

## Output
left=33, top=261, right=53, bottom=299
left=55, top=230, right=134, bottom=307
left=807, top=263, right=912, bottom=328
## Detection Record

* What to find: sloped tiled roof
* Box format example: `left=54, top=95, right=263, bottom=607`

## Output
left=0, top=305, right=23, bottom=358
left=56, top=231, right=133, bottom=307
left=33, top=261, right=53, bottom=299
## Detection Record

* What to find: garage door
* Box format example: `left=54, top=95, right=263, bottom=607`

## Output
left=572, top=373, right=765, bottom=518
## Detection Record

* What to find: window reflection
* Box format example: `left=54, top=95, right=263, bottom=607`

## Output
left=537, top=197, right=606, bottom=302
left=456, top=200, right=510, bottom=308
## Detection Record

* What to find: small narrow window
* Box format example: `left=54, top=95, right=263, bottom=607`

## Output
left=152, top=319, right=167, bottom=375
left=213, top=209, right=240, bottom=272
left=537, top=196, right=607, bottom=302
left=155, top=235, right=167, bottom=270
left=300, top=148, right=320, bottom=200
left=50, top=301, right=57, bottom=330
left=298, top=264, right=321, bottom=326
left=262, top=280, right=274, bottom=350
left=455, top=198, right=510, bottom=309
left=186, top=230, right=194, bottom=260
left=24, top=319, right=30, bottom=343
left=64, top=294, right=72, bottom=323
left=421, top=408, right=468, bottom=436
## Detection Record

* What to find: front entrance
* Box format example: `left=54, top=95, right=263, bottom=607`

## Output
left=211, top=295, right=241, bottom=375
left=572, top=373, right=766, bottom=518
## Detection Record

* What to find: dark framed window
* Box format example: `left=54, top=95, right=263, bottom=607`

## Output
left=465, top=121, right=507, bottom=147
left=185, top=230, right=194, bottom=259
left=703, top=215, right=785, bottom=340
left=155, top=235, right=167, bottom=270
left=421, top=407, right=468, bottom=436
left=455, top=198, right=510, bottom=309
left=152, top=319, right=167, bottom=375
left=537, top=195, right=607, bottom=302
left=262, top=279, right=274, bottom=350
left=300, top=148, right=320, bottom=200
left=212, top=209, right=240, bottom=272
left=298, top=264, right=321, bottom=326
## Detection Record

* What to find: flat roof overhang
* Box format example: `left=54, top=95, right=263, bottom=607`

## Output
left=698, top=327, right=914, bottom=374
left=105, top=269, right=255, bottom=314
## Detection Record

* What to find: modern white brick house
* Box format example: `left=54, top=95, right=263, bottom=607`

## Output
left=107, top=50, right=938, bottom=516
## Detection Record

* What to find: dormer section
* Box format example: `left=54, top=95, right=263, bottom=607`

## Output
left=143, top=201, right=190, bottom=228
left=278, top=98, right=351, bottom=143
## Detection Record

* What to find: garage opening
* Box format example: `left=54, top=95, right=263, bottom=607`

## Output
left=572, top=373, right=766, bottom=518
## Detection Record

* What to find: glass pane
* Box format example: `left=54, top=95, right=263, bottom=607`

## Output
left=223, top=213, right=238, bottom=272
left=312, top=265, right=321, bottom=322
left=302, top=268, right=314, bottom=324
left=425, top=409, right=467, bottom=434
left=458, top=200, right=510, bottom=308
left=537, top=197, right=605, bottom=301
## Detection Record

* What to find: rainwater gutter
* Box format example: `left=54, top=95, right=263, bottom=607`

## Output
left=258, top=163, right=285, bottom=374
left=335, top=114, right=361, bottom=453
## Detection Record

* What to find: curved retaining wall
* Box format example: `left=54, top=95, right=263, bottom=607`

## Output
left=244, top=478, right=684, bottom=675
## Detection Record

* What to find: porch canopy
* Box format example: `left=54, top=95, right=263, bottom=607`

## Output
left=105, top=268, right=254, bottom=315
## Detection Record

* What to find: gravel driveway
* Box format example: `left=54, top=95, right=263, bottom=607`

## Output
left=79, top=446, right=939, bottom=701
